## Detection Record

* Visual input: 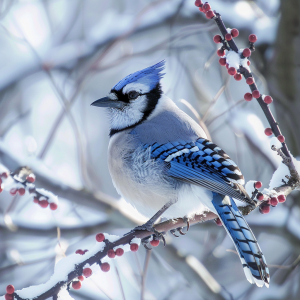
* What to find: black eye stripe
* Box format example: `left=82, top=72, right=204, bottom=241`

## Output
left=110, top=88, right=149, bottom=103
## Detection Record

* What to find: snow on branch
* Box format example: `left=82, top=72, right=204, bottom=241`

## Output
left=0, top=165, right=59, bottom=211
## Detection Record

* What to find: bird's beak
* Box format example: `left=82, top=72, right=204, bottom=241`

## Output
left=91, top=97, right=123, bottom=108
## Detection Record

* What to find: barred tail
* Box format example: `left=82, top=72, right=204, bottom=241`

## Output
left=212, top=193, right=270, bottom=287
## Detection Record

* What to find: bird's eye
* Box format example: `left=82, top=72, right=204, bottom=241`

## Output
left=128, top=91, right=139, bottom=100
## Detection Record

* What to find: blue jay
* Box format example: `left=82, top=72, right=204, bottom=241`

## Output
left=91, top=61, right=270, bottom=287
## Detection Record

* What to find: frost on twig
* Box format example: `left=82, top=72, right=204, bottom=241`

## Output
left=0, top=164, right=59, bottom=211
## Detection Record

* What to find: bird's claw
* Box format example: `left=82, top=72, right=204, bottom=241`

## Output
left=141, top=237, right=152, bottom=250
left=170, top=229, right=180, bottom=237
left=170, top=217, right=190, bottom=237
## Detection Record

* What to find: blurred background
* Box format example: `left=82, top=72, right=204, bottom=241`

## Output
left=0, top=0, right=300, bottom=299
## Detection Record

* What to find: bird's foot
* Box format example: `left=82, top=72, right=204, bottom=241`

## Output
left=127, top=219, right=166, bottom=248
left=170, top=217, right=190, bottom=237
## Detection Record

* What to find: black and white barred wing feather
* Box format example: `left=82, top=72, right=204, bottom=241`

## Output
left=149, top=138, right=253, bottom=205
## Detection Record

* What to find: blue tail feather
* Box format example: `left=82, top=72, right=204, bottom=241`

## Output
left=212, top=193, right=270, bottom=287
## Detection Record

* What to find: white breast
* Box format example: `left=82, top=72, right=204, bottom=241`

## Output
left=108, top=131, right=215, bottom=219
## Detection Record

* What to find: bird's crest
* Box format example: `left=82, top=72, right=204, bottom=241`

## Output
left=113, top=60, right=165, bottom=91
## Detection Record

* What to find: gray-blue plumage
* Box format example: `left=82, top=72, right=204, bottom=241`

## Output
left=91, top=60, right=270, bottom=288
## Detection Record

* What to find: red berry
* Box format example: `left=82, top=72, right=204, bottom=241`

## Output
left=234, top=73, right=242, bottom=81
left=217, top=48, right=225, bottom=57
left=244, top=93, right=253, bottom=101
left=150, top=239, right=160, bottom=247
left=277, top=135, right=285, bottom=143
left=259, top=204, right=270, bottom=214
left=270, top=197, right=278, bottom=207
left=72, top=281, right=81, bottom=290
left=242, top=48, right=251, bottom=57
left=246, top=77, right=254, bottom=85
left=50, top=203, right=58, bottom=210
left=264, top=128, right=273, bottom=136
left=278, top=195, right=286, bottom=203
left=198, top=6, right=204, bottom=12
left=219, top=58, right=226, bottom=66
left=130, top=243, right=139, bottom=252
left=101, top=262, right=110, bottom=272
left=5, top=294, right=13, bottom=300
left=255, top=181, right=262, bottom=189
left=231, top=28, right=239, bottom=38
left=1, top=172, right=8, bottom=178
left=83, top=267, right=92, bottom=278
left=205, top=10, right=215, bottom=19
left=249, top=34, right=257, bottom=43
left=194, top=0, right=202, bottom=6
left=18, top=188, right=25, bottom=196
left=264, top=95, right=273, bottom=104
left=78, top=275, right=84, bottom=281
left=225, top=33, right=232, bottom=41
left=247, top=60, right=251, bottom=66
left=107, top=249, right=116, bottom=258
left=26, top=175, right=35, bottom=183
left=214, top=218, right=222, bottom=226
left=203, top=3, right=211, bottom=11
left=228, top=67, right=237, bottom=76
left=10, top=188, right=17, bottom=195
left=96, top=233, right=105, bottom=242
left=33, top=197, right=39, bottom=203
left=6, top=285, right=15, bottom=294
left=75, top=249, right=84, bottom=255
left=39, top=200, right=49, bottom=208
left=115, top=248, right=124, bottom=256
left=257, top=193, right=264, bottom=201
left=252, top=90, right=260, bottom=98
left=213, top=35, right=222, bottom=44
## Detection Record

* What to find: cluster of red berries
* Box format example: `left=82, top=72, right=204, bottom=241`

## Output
left=10, top=187, right=26, bottom=196
left=254, top=181, right=286, bottom=214
left=214, top=181, right=287, bottom=225
left=32, top=196, right=58, bottom=210
left=5, top=285, right=14, bottom=300
left=195, top=1, right=215, bottom=19
left=72, top=267, right=93, bottom=290
left=1, top=170, right=58, bottom=210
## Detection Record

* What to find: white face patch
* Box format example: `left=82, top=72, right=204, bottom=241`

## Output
left=108, top=94, right=149, bottom=130
left=122, top=82, right=150, bottom=95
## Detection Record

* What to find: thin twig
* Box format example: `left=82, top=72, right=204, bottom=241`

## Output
left=141, top=250, right=152, bottom=300
left=115, top=264, right=126, bottom=300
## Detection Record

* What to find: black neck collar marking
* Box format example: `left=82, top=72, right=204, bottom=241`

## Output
left=109, top=83, right=162, bottom=137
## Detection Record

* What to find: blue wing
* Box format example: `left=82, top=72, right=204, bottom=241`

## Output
left=146, top=138, right=253, bottom=205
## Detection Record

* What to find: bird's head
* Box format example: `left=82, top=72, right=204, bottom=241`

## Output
left=91, top=60, right=165, bottom=135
